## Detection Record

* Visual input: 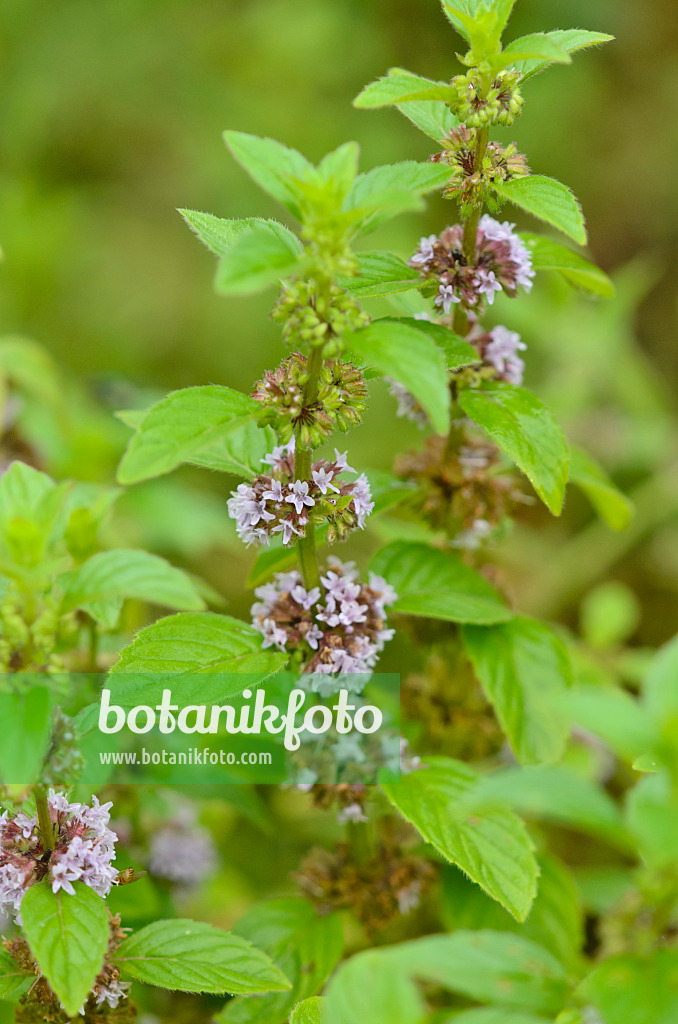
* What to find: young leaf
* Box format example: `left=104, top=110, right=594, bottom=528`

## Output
left=113, top=918, right=291, bottom=995
left=224, top=131, right=316, bottom=220
left=516, top=30, right=615, bottom=82
left=521, top=233, right=614, bottom=297
left=354, top=72, right=455, bottom=108
left=370, top=540, right=513, bottom=625
left=214, top=221, right=304, bottom=296
left=21, top=882, right=110, bottom=1018
left=339, top=252, right=425, bottom=299
left=568, top=446, right=633, bottom=530
left=290, top=997, right=326, bottom=1024
left=0, top=947, right=32, bottom=1001
left=345, top=319, right=450, bottom=434
left=59, top=549, right=206, bottom=614
left=395, top=82, right=459, bottom=141
left=492, top=176, right=586, bottom=246
left=316, top=142, right=360, bottom=203
left=462, top=617, right=572, bottom=765
left=111, top=611, right=288, bottom=676
left=218, top=899, right=342, bottom=1024
left=117, top=385, right=258, bottom=485
left=494, top=32, right=571, bottom=71
left=382, top=757, right=539, bottom=921
left=458, top=383, right=569, bottom=516
left=579, top=950, right=678, bottom=1024
left=179, top=211, right=283, bottom=258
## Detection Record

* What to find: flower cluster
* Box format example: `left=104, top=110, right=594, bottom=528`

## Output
left=148, top=806, right=218, bottom=889
left=271, top=279, right=370, bottom=357
left=478, top=324, right=527, bottom=385
left=408, top=215, right=534, bottom=313
left=430, top=125, right=529, bottom=212
left=252, top=353, right=367, bottom=446
left=0, top=792, right=117, bottom=920
left=451, top=68, right=524, bottom=128
left=228, top=438, right=374, bottom=547
left=251, top=558, right=397, bottom=675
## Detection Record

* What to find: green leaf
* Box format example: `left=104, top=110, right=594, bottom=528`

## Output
left=117, top=385, right=258, bottom=484
left=0, top=461, right=57, bottom=529
left=494, top=33, right=571, bottom=70
left=21, top=882, right=109, bottom=1017
left=459, top=383, right=569, bottom=516
left=392, top=68, right=459, bottom=141
left=644, top=634, right=678, bottom=724
left=446, top=1012, right=552, bottom=1024
left=189, top=420, right=276, bottom=479
left=382, top=757, right=539, bottom=921
left=345, top=319, right=450, bottom=433
left=579, top=950, right=678, bottom=1024
left=462, top=617, right=571, bottom=765
left=568, top=446, right=633, bottom=530
left=521, top=233, right=614, bottom=297
left=516, top=30, right=614, bottom=82
left=0, top=946, right=32, bottom=1001
left=345, top=162, right=450, bottom=233
left=113, top=918, right=291, bottom=995
left=492, top=176, right=586, bottom=246
left=316, top=142, right=360, bottom=203
left=469, top=765, right=631, bottom=850
left=385, top=931, right=568, bottom=1013
left=290, top=998, right=327, bottom=1024
left=625, top=772, right=678, bottom=869
left=404, top=318, right=479, bottom=370
left=354, top=72, right=455, bottom=108
left=566, top=684, right=652, bottom=762
left=339, top=252, right=425, bottom=299
left=59, top=549, right=205, bottom=613
left=0, top=685, right=52, bottom=784
left=224, top=131, right=316, bottom=220
left=214, top=221, right=304, bottom=296
left=325, top=950, right=425, bottom=1024
left=111, top=611, right=288, bottom=676
left=218, top=900, right=342, bottom=1024
left=371, top=540, right=512, bottom=625
left=179, top=211, right=285, bottom=258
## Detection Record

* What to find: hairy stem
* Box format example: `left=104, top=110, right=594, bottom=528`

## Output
left=295, top=340, right=325, bottom=590
left=452, top=124, right=490, bottom=337
left=33, top=785, right=55, bottom=852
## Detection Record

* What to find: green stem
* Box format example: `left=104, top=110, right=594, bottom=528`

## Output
left=295, top=341, right=325, bottom=590
left=33, top=785, right=55, bottom=852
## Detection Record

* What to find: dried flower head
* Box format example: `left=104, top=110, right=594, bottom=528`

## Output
left=251, top=557, right=397, bottom=675
left=430, top=125, right=529, bottom=212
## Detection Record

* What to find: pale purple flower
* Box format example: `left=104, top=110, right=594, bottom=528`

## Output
left=337, top=802, right=368, bottom=824
left=409, top=234, right=438, bottom=266
left=387, top=380, right=428, bottom=428
left=475, top=268, right=502, bottom=304
left=435, top=283, right=460, bottom=313
left=286, top=480, right=315, bottom=515
left=485, top=325, right=527, bottom=385
left=312, top=467, right=339, bottom=494
left=350, top=473, right=374, bottom=528
left=149, top=811, right=217, bottom=889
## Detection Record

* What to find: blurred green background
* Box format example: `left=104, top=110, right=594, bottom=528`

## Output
left=0, top=0, right=677, bottom=648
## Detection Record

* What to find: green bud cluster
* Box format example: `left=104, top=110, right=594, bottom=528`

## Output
left=451, top=68, right=524, bottom=128
left=305, top=234, right=359, bottom=280
left=0, top=591, right=64, bottom=672
left=433, top=125, right=529, bottom=213
left=253, top=352, right=367, bottom=446
left=271, top=280, right=369, bottom=357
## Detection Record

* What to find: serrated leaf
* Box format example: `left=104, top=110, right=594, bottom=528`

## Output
left=316, top=142, right=360, bottom=203
left=290, top=997, right=326, bottom=1024
left=0, top=946, right=32, bottom=1001
left=495, top=32, right=571, bottom=71
left=371, top=540, right=512, bottom=625
left=462, top=617, right=572, bottom=765
left=21, top=883, right=109, bottom=1017
left=117, top=385, right=258, bottom=484
left=579, top=950, right=678, bottom=1024
left=404, top=318, right=479, bottom=369
left=325, top=950, right=424, bottom=1024
left=345, top=319, right=450, bottom=433
left=218, top=900, right=342, bottom=1024
left=395, top=75, right=459, bottom=140
left=59, top=549, right=205, bottom=613
left=339, top=252, right=425, bottom=299
left=459, top=383, right=569, bottom=516
left=214, top=221, right=304, bottom=296
left=113, top=918, right=290, bottom=995
left=224, top=131, right=316, bottom=220
left=190, top=420, right=276, bottom=479
left=568, top=446, right=633, bottom=530
left=492, top=176, right=586, bottom=246
left=521, top=232, right=614, bottom=297
left=346, top=161, right=450, bottom=212
left=382, top=757, right=538, bottom=921
left=111, top=611, right=288, bottom=676
left=179, top=211, right=283, bottom=258
left=516, top=30, right=614, bottom=82
left=354, top=72, right=455, bottom=109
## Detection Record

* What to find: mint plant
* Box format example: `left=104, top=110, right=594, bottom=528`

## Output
left=2, top=1, right=678, bottom=1023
